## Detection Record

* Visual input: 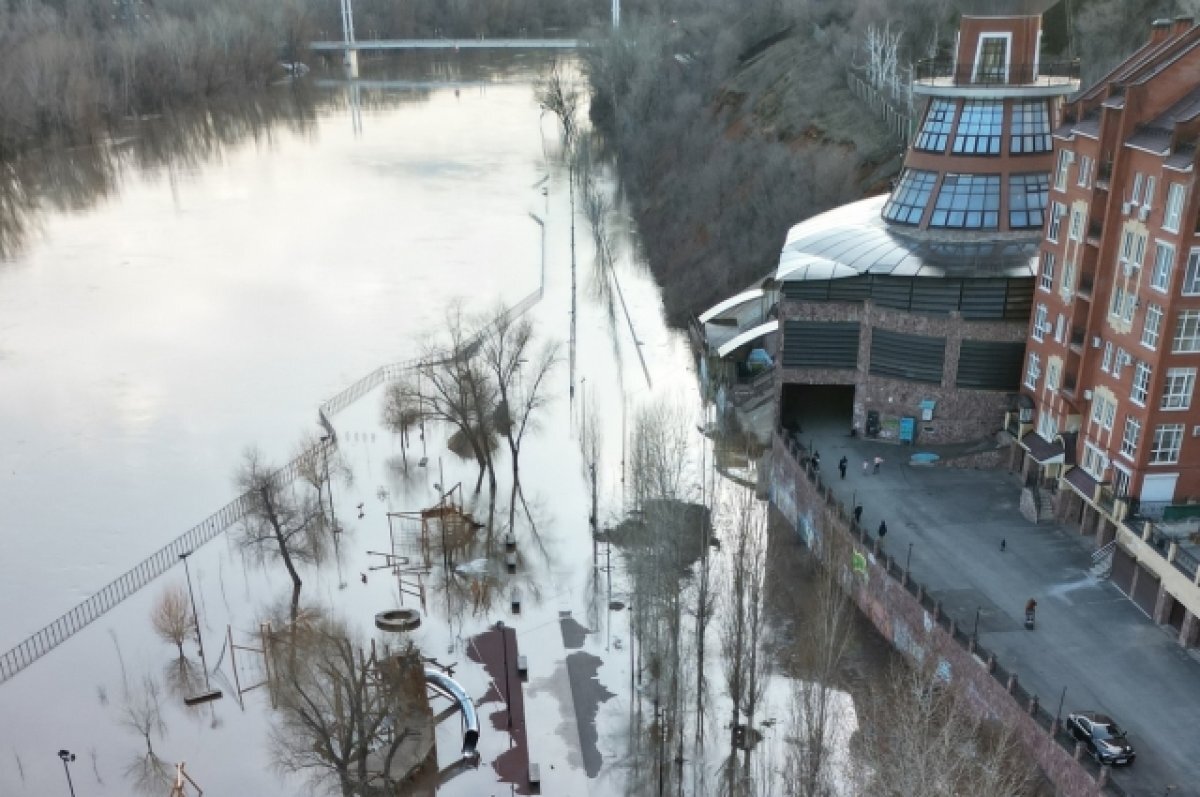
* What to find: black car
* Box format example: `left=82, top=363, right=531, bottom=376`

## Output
left=1066, top=712, right=1136, bottom=766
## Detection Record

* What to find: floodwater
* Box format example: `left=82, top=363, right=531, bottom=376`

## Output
left=0, top=53, right=866, bottom=796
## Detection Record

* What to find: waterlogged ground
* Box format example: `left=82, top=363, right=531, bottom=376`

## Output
left=0, top=53, right=874, bottom=796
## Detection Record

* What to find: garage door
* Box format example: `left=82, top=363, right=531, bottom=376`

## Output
left=1132, top=564, right=1160, bottom=618
left=1168, top=596, right=1186, bottom=633
left=1110, top=547, right=1136, bottom=596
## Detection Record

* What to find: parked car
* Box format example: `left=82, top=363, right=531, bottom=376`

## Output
left=1066, top=712, right=1136, bottom=765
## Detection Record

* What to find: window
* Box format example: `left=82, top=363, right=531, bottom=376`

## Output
left=1110, top=283, right=1134, bottom=323
left=1083, top=442, right=1108, bottom=479
left=1145, top=176, right=1157, bottom=210
left=1011, top=101, right=1051, bottom=153
left=953, top=101, right=1003, bottom=154
left=1047, top=202, right=1065, bottom=241
left=1151, top=424, right=1184, bottom=464
left=1102, top=341, right=1113, bottom=372
left=1131, top=172, right=1145, bottom=205
left=1061, top=258, right=1076, bottom=298
left=1009, top=173, right=1049, bottom=228
left=929, top=174, right=1000, bottom=229
left=1039, top=252, right=1056, bottom=291
left=1113, top=347, right=1127, bottom=379
left=1032, top=304, right=1048, bottom=341
left=1174, top=310, right=1200, bottom=352
left=883, top=169, right=936, bottom=225
left=1077, top=154, right=1094, bottom=188
left=1141, top=304, right=1163, bottom=349
left=975, top=36, right=1009, bottom=83
left=1025, top=352, right=1041, bottom=389
left=1161, top=368, right=1196, bottom=410
left=1069, top=208, right=1085, bottom=241
left=1151, top=242, right=1174, bottom=292
left=1119, top=228, right=1146, bottom=272
left=1046, top=359, right=1061, bottom=390
left=1131, top=360, right=1152, bottom=405
left=1113, top=466, right=1131, bottom=498
left=1055, top=149, right=1072, bottom=191
left=1183, top=249, right=1200, bottom=295
left=1054, top=313, right=1066, bottom=344
left=1038, top=409, right=1058, bottom=439
left=916, top=99, right=955, bottom=152
left=1121, top=416, right=1141, bottom=459
left=1165, top=183, right=1187, bottom=232
left=1091, top=394, right=1117, bottom=431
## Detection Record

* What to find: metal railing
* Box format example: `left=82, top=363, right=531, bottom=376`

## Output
left=913, top=59, right=1080, bottom=87
left=1, top=284, right=546, bottom=686
left=0, top=439, right=331, bottom=685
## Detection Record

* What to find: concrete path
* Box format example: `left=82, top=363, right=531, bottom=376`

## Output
left=799, top=420, right=1200, bottom=797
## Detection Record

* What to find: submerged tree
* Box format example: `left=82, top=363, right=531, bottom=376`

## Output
left=150, top=583, right=191, bottom=659
left=480, top=305, right=559, bottom=533
left=268, top=613, right=429, bottom=797
left=235, top=447, right=327, bottom=621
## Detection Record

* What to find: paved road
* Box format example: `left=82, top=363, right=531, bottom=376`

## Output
left=797, top=416, right=1200, bottom=797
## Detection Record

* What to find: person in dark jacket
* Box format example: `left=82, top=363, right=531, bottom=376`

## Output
left=878, top=520, right=888, bottom=539
left=838, top=456, right=848, bottom=479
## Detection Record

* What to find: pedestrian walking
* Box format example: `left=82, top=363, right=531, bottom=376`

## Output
left=877, top=520, right=888, bottom=539
left=873, top=455, right=884, bottom=474
left=862, top=459, right=869, bottom=475
left=838, top=456, right=848, bottom=480
left=853, top=505, right=863, bottom=525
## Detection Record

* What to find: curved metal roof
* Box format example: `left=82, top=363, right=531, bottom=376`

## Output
left=777, top=195, right=1039, bottom=281
left=717, top=320, right=778, bottom=358
left=698, top=288, right=765, bottom=323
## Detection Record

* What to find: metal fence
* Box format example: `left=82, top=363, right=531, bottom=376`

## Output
left=846, top=72, right=915, bottom=147
left=0, top=284, right=546, bottom=686
left=0, top=439, right=330, bottom=685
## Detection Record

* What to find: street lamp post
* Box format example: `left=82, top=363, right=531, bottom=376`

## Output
left=179, top=552, right=203, bottom=659
left=906, top=542, right=913, bottom=573
left=57, top=750, right=76, bottom=797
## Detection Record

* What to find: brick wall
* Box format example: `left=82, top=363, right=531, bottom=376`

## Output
left=771, top=432, right=1117, bottom=797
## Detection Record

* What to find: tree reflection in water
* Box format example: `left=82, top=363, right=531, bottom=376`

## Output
left=0, top=90, right=320, bottom=260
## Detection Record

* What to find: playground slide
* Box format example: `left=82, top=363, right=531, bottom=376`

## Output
left=424, top=668, right=480, bottom=756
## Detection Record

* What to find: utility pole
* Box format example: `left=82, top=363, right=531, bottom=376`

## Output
left=590, top=462, right=599, bottom=570
left=339, top=0, right=358, bottom=77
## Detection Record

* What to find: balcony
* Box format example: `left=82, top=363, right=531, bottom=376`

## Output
left=1125, top=503, right=1200, bottom=582
left=1069, top=327, right=1086, bottom=352
left=1086, top=219, right=1103, bottom=247
left=1096, top=159, right=1114, bottom=189
left=913, top=59, right=1080, bottom=88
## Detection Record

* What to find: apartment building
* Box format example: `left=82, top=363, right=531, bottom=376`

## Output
left=1015, top=17, right=1200, bottom=647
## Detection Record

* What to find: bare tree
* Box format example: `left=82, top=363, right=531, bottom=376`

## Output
left=536, top=59, right=581, bottom=398
left=720, top=486, right=771, bottom=797
left=268, top=614, right=430, bottom=797
left=235, top=447, right=327, bottom=621
left=780, top=532, right=860, bottom=797
left=122, top=674, right=173, bottom=795
left=385, top=304, right=498, bottom=498
left=151, top=583, right=191, bottom=659
left=479, top=305, right=559, bottom=534
left=858, top=660, right=1039, bottom=797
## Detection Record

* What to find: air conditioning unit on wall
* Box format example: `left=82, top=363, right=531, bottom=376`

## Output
left=1092, top=336, right=1102, bottom=349
left=1084, top=389, right=1094, bottom=400
left=1122, top=202, right=1132, bottom=215
left=1138, top=206, right=1151, bottom=222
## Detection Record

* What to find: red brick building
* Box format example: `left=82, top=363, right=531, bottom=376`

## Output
left=1014, top=17, right=1200, bottom=646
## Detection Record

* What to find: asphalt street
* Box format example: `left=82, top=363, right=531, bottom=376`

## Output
left=799, top=415, right=1200, bottom=797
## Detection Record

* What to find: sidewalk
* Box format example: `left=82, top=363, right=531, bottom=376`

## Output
left=803, top=423, right=1200, bottom=797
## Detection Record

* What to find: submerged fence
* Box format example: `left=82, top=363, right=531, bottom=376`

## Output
left=0, top=284, right=545, bottom=686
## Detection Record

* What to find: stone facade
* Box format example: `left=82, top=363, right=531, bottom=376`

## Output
left=779, top=298, right=1026, bottom=444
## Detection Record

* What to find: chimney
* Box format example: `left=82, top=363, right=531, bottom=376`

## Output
left=1150, top=19, right=1173, bottom=45
left=1173, top=16, right=1195, bottom=36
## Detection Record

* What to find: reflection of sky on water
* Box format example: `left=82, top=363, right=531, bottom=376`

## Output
left=0, top=50, right=722, bottom=796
